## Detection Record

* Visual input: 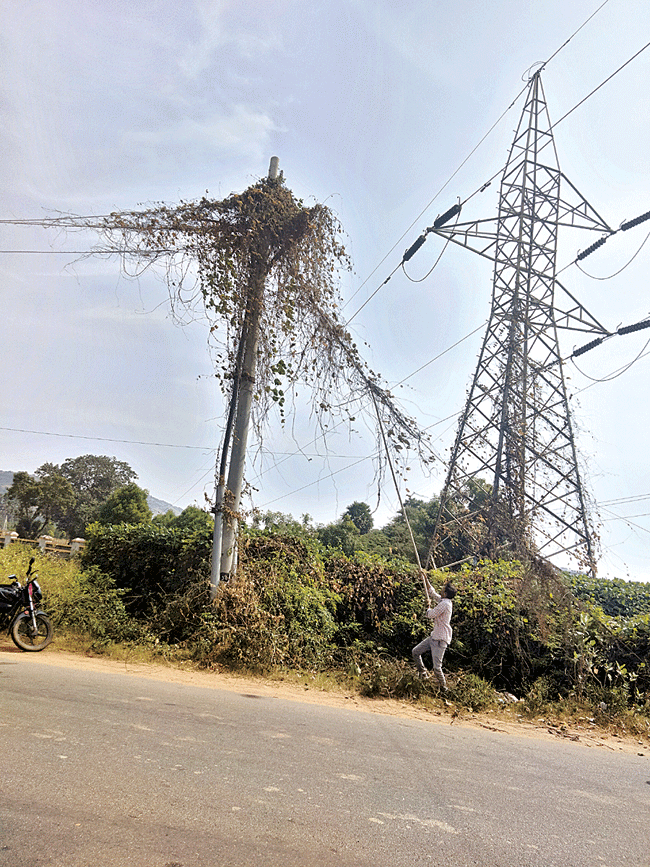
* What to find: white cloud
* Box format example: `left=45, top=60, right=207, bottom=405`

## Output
left=177, top=0, right=282, bottom=78
left=124, top=107, right=276, bottom=164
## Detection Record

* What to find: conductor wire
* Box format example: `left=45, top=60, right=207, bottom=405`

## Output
left=576, top=229, right=650, bottom=280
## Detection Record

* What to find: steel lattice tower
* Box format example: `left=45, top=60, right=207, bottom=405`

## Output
left=428, top=72, right=613, bottom=574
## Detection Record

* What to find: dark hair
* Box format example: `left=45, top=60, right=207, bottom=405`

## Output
left=443, top=583, right=457, bottom=600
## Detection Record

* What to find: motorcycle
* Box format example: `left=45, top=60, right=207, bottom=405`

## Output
left=0, top=556, right=53, bottom=651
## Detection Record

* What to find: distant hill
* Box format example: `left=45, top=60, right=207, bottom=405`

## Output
left=0, top=470, right=14, bottom=494
left=147, top=495, right=182, bottom=517
left=0, top=471, right=181, bottom=517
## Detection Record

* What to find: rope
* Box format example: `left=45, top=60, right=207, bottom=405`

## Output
left=369, top=387, right=430, bottom=605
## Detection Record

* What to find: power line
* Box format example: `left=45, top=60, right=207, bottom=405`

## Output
left=539, top=0, right=611, bottom=67
left=602, top=511, right=650, bottom=521
left=258, top=454, right=375, bottom=508
left=571, top=347, right=650, bottom=395
left=0, top=425, right=213, bottom=450
left=344, top=1, right=618, bottom=326
left=0, top=423, right=364, bottom=460
left=571, top=336, right=650, bottom=382
left=601, top=493, right=650, bottom=506
left=550, top=38, right=650, bottom=132
left=576, top=229, right=650, bottom=280
left=599, top=507, right=650, bottom=535
left=393, top=321, right=486, bottom=388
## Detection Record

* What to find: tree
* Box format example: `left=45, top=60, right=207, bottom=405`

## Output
left=316, top=517, right=361, bottom=557
left=378, top=480, right=494, bottom=567
left=152, top=509, right=178, bottom=529
left=5, top=469, right=74, bottom=538
left=152, top=506, right=214, bottom=532
left=249, top=509, right=314, bottom=537
left=173, top=505, right=214, bottom=533
left=342, top=502, right=373, bottom=535
left=381, top=497, right=438, bottom=565
left=40, top=455, right=137, bottom=537
left=6, top=471, right=42, bottom=538
left=95, top=483, right=152, bottom=526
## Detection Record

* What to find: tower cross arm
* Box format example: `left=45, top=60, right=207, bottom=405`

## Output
left=431, top=218, right=499, bottom=262
left=553, top=278, right=611, bottom=334
left=557, top=173, right=614, bottom=233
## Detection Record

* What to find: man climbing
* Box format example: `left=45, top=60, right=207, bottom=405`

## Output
left=411, top=572, right=456, bottom=691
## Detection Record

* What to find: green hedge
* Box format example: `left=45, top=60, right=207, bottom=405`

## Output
left=76, top=524, right=649, bottom=711
left=570, top=573, right=650, bottom=618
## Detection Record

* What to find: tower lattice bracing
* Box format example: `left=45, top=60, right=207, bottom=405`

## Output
left=428, top=73, right=613, bottom=574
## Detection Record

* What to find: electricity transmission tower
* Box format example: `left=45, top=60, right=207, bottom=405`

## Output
left=426, top=71, right=615, bottom=574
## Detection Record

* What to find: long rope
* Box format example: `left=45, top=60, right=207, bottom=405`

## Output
left=369, top=388, right=430, bottom=605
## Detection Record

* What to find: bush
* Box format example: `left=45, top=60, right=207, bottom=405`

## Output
left=190, top=531, right=341, bottom=670
left=81, top=522, right=212, bottom=624
left=0, top=547, right=146, bottom=647
left=22, top=522, right=646, bottom=728
left=449, top=561, right=542, bottom=690
left=328, top=551, right=422, bottom=655
left=358, top=658, right=431, bottom=700
left=447, top=672, right=498, bottom=712
left=570, top=574, right=650, bottom=618
left=49, top=565, right=147, bottom=646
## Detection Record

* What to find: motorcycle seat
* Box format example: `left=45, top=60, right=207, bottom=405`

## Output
left=0, top=585, right=20, bottom=606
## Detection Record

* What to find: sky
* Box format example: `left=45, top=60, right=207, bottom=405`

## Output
left=1, top=0, right=649, bottom=581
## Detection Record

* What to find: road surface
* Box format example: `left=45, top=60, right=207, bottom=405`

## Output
left=1, top=651, right=648, bottom=866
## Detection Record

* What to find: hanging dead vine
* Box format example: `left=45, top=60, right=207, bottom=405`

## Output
left=39, top=174, right=434, bottom=489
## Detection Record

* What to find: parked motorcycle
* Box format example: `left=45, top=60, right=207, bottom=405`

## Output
left=0, top=557, right=53, bottom=651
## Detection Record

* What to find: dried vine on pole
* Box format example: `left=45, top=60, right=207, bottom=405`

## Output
left=36, top=167, right=435, bottom=589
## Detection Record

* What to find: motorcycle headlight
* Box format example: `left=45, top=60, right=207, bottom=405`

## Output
left=31, top=580, right=43, bottom=604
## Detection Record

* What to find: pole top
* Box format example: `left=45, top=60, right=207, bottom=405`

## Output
left=268, top=156, right=280, bottom=179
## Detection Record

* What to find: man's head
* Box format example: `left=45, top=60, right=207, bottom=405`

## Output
left=443, top=583, right=457, bottom=600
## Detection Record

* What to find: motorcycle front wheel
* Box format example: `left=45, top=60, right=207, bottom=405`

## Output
left=11, top=612, right=53, bottom=651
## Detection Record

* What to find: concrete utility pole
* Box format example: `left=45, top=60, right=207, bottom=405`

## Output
left=210, top=157, right=279, bottom=597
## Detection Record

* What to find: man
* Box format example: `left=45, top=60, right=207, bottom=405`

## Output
left=411, top=573, right=456, bottom=690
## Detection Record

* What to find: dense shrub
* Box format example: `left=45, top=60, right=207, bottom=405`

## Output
left=11, top=524, right=646, bottom=721
left=49, top=565, right=147, bottom=645
left=0, top=547, right=146, bottom=646
left=570, top=574, right=650, bottom=618
left=81, top=522, right=212, bottom=619
left=327, top=551, right=422, bottom=654
left=195, top=531, right=340, bottom=669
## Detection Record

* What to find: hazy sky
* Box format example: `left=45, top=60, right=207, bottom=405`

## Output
left=1, top=0, right=649, bottom=580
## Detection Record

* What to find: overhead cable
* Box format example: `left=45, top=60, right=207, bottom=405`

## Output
left=0, top=425, right=212, bottom=450
left=576, top=229, right=650, bottom=280
left=550, top=39, right=650, bottom=132
left=571, top=335, right=650, bottom=379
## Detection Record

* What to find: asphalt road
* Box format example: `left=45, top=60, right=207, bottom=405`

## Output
left=1, top=652, right=648, bottom=867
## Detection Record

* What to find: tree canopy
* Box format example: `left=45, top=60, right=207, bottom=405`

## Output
left=5, top=469, right=74, bottom=539
left=53, top=455, right=137, bottom=537
left=95, top=483, right=152, bottom=526
left=153, top=505, right=214, bottom=533
left=5, top=455, right=139, bottom=539
left=342, top=502, right=373, bottom=535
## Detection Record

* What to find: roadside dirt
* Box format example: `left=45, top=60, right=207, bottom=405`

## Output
left=3, top=643, right=648, bottom=757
